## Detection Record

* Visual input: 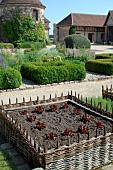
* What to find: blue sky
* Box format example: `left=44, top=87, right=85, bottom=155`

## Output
left=41, top=0, right=113, bottom=35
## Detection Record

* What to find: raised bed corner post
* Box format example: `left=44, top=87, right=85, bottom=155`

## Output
left=55, top=93, right=57, bottom=99
left=81, top=95, right=83, bottom=103
left=44, top=144, right=47, bottom=153
left=106, top=103, right=108, bottom=113
left=61, top=92, right=63, bottom=99
left=30, top=96, right=32, bottom=102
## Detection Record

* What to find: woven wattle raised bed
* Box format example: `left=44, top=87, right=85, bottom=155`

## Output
left=0, top=92, right=113, bottom=170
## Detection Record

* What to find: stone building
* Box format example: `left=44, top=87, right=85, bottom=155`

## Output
left=0, top=0, right=50, bottom=41
left=54, top=11, right=113, bottom=44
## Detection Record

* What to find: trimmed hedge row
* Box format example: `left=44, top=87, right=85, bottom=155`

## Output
left=95, top=53, right=113, bottom=59
left=0, top=68, right=22, bottom=89
left=85, top=59, right=113, bottom=75
left=21, top=62, right=86, bottom=85
left=0, top=43, right=14, bottom=49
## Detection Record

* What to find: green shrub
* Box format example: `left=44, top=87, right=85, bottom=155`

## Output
left=0, top=43, right=14, bottom=49
left=95, top=53, right=113, bottom=59
left=64, top=34, right=91, bottom=49
left=85, top=59, right=113, bottom=75
left=69, top=26, right=76, bottom=35
left=21, top=62, right=86, bottom=84
left=0, top=68, right=22, bottom=89
left=17, top=41, right=46, bottom=50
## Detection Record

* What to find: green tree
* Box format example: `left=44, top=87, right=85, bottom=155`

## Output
left=1, top=8, right=46, bottom=43
left=69, top=25, right=76, bottom=35
left=37, top=21, right=46, bottom=41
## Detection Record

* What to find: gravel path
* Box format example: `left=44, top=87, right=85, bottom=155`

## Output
left=0, top=78, right=113, bottom=105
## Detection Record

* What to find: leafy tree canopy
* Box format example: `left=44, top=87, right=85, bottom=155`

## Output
left=1, top=8, right=46, bottom=43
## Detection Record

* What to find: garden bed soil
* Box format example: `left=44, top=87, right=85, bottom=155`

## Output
left=5, top=100, right=112, bottom=151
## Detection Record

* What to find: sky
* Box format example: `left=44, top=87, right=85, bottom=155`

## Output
left=41, top=0, right=113, bottom=35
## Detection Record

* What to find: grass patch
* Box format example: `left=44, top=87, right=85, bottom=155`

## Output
left=83, top=96, right=113, bottom=113
left=0, top=149, right=17, bottom=170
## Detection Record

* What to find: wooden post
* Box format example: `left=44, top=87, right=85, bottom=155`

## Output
left=43, top=95, right=45, bottom=101
left=75, top=92, right=76, bottom=101
left=87, top=131, right=89, bottom=140
left=68, top=91, right=69, bottom=99
left=70, top=90, right=72, bottom=100
left=78, top=93, right=80, bottom=102
left=96, top=128, right=98, bottom=138
left=61, top=92, right=63, bottom=98
left=34, top=140, right=36, bottom=149
left=30, top=96, right=32, bottom=102
left=16, top=98, right=18, bottom=104
left=57, top=139, right=59, bottom=149
left=100, top=102, right=102, bottom=111
left=23, top=97, right=25, bottom=103
left=112, top=124, right=113, bottom=133
left=9, top=98, right=11, bottom=105
left=104, top=126, right=106, bottom=136
left=38, top=142, right=40, bottom=153
left=1, top=100, right=3, bottom=105
left=50, top=94, right=51, bottom=100
left=91, top=98, right=92, bottom=106
left=86, top=97, right=87, bottom=105
left=110, top=84, right=112, bottom=92
left=112, top=107, right=113, bottom=118
left=68, top=136, right=71, bottom=146
left=37, top=96, right=39, bottom=102
left=55, top=93, right=57, bottom=99
left=106, top=103, right=108, bottom=112
left=44, top=144, right=47, bottom=153
left=81, top=95, right=82, bottom=103
left=78, top=133, right=80, bottom=143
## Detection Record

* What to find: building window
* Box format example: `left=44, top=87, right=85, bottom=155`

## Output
left=33, top=9, right=38, bottom=21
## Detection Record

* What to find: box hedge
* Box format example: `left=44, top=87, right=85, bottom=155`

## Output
left=0, top=43, right=14, bottom=49
left=64, top=34, right=91, bottom=49
left=95, top=53, right=113, bottom=59
left=21, top=61, right=86, bottom=84
left=85, top=59, right=113, bottom=75
left=0, top=68, right=22, bottom=89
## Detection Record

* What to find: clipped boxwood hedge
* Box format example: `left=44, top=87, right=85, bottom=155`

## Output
left=21, top=61, right=86, bottom=85
left=0, top=43, right=14, bottom=49
left=85, top=59, right=113, bottom=75
left=64, top=34, right=91, bottom=49
left=95, top=53, right=113, bottom=59
left=0, top=68, right=22, bottom=89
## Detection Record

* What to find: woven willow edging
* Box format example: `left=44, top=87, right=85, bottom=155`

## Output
left=0, top=91, right=113, bottom=169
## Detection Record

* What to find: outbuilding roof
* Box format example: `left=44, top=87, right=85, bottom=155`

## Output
left=57, top=13, right=106, bottom=27
left=0, top=0, right=45, bottom=8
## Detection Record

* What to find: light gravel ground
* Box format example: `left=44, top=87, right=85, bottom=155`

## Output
left=1, top=78, right=113, bottom=105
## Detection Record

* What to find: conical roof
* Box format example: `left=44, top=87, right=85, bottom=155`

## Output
left=0, top=0, right=45, bottom=8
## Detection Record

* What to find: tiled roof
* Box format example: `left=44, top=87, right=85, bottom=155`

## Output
left=104, top=10, right=113, bottom=26
left=0, top=0, right=45, bottom=8
left=57, top=13, right=106, bottom=27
